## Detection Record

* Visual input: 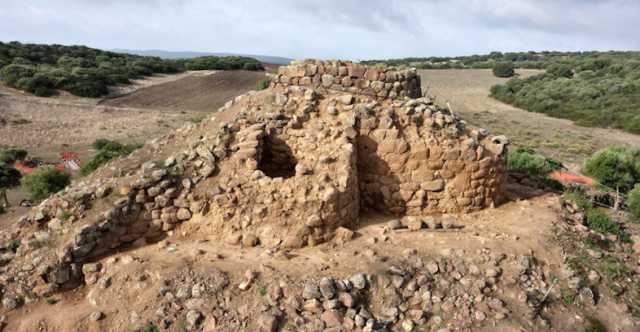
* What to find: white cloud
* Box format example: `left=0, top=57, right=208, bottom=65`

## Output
left=0, top=0, right=638, bottom=59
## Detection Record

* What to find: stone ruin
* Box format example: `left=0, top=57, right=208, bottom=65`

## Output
left=0, top=60, right=508, bottom=302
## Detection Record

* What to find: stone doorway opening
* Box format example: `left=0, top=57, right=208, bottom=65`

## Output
left=258, top=135, right=297, bottom=179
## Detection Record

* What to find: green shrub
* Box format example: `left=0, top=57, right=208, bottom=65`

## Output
left=143, top=322, right=159, bottom=332
left=256, top=78, right=269, bottom=91
left=22, top=167, right=70, bottom=201
left=0, top=64, right=36, bottom=87
left=0, top=164, right=21, bottom=189
left=81, top=139, right=141, bottom=176
left=17, top=72, right=56, bottom=96
left=585, top=208, right=630, bottom=242
left=492, top=62, right=515, bottom=78
left=583, top=147, right=640, bottom=193
left=507, top=148, right=563, bottom=177
left=180, top=56, right=264, bottom=71
left=507, top=148, right=563, bottom=190
left=547, top=64, right=573, bottom=78
left=629, top=185, right=640, bottom=222
left=565, top=190, right=592, bottom=211
left=0, top=149, right=28, bottom=164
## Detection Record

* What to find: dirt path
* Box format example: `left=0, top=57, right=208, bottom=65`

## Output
left=419, top=69, right=640, bottom=170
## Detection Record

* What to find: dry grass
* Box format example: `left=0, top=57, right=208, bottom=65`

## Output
left=420, top=69, right=640, bottom=170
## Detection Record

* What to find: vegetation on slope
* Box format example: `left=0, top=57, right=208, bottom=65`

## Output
left=583, top=147, right=640, bottom=193
left=363, top=50, right=640, bottom=71
left=22, top=167, right=70, bottom=201
left=0, top=41, right=264, bottom=97
left=81, top=139, right=142, bottom=176
left=629, top=185, right=640, bottom=222
left=490, top=58, right=640, bottom=134
left=506, top=148, right=564, bottom=190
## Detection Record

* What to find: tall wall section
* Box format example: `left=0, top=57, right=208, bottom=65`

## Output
left=269, top=59, right=422, bottom=99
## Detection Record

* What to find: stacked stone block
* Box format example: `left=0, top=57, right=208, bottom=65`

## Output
left=269, top=60, right=422, bottom=99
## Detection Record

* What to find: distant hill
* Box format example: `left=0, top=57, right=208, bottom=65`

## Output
left=112, top=49, right=293, bottom=65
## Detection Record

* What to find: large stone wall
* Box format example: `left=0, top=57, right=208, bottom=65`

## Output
left=201, top=91, right=361, bottom=248
left=353, top=97, right=505, bottom=216
left=269, top=60, right=422, bottom=99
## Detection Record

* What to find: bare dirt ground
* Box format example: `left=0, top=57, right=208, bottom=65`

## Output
left=419, top=69, right=640, bottom=170
left=102, top=70, right=266, bottom=112
left=4, top=191, right=636, bottom=331
left=107, top=70, right=218, bottom=96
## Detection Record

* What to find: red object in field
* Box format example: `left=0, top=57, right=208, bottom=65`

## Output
left=13, top=161, right=37, bottom=175
left=60, top=151, right=81, bottom=171
left=549, top=171, right=594, bottom=186
left=60, top=151, right=79, bottom=162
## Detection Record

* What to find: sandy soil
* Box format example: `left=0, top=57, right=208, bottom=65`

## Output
left=419, top=69, right=640, bottom=170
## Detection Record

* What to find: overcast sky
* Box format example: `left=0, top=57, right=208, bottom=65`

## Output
left=1, top=0, right=638, bottom=59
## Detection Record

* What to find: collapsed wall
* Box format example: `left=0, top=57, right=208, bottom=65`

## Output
left=0, top=60, right=507, bottom=303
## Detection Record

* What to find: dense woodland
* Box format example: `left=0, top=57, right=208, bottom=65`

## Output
left=0, top=41, right=263, bottom=97
left=367, top=51, right=640, bottom=135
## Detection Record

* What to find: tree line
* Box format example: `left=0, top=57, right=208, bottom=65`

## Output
left=0, top=41, right=264, bottom=98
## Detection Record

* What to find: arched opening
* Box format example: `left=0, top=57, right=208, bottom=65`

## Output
left=258, top=135, right=297, bottom=179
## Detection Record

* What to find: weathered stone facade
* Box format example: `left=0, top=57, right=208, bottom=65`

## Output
left=0, top=61, right=507, bottom=301
left=271, top=59, right=422, bottom=99
left=197, top=75, right=507, bottom=248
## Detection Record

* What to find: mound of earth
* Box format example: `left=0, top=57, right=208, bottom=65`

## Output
left=0, top=60, right=639, bottom=332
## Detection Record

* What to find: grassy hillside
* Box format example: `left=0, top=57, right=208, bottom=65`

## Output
left=363, top=51, right=640, bottom=70
left=489, top=54, right=640, bottom=135
left=0, top=41, right=263, bottom=97
left=369, top=51, right=640, bottom=135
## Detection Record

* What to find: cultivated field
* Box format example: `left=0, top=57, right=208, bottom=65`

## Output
left=420, top=69, right=640, bottom=170
left=0, top=70, right=266, bottom=161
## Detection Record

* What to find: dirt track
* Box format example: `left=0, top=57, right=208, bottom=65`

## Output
left=101, top=70, right=266, bottom=112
